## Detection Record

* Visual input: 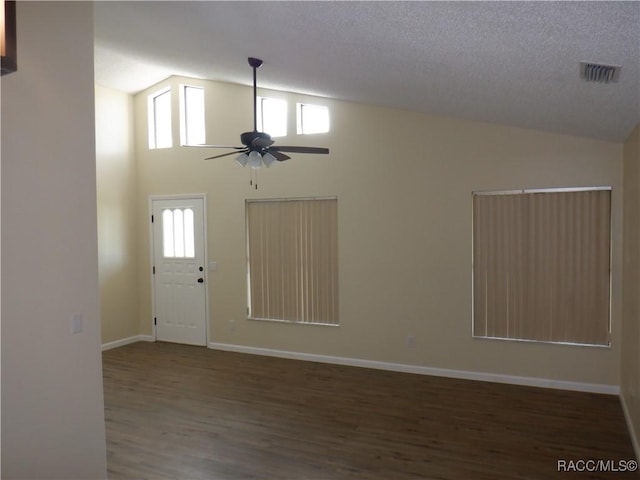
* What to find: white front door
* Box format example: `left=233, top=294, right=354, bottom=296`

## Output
left=151, top=197, right=207, bottom=346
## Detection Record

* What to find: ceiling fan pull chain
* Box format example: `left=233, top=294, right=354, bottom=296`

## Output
left=248, top=167, right=259, bottom=189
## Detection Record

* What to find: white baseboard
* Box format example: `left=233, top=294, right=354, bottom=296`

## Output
left=208, top=342, right=620, bottom=395
left=102, top=334, right=155, bottom=351
left=620, top=392, right=640, bottom=461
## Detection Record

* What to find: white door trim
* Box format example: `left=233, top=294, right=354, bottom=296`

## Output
left=149, top=194, right=209, bottom=344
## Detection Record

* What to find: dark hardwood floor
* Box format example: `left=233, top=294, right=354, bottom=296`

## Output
left=103, top=342, right=637, bottom=479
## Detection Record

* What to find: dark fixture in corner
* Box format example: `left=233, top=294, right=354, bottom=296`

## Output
left=1, top=0, right=17, bottom=76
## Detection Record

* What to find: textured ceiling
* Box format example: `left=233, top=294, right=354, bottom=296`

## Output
left=94, top=1, right=640, bottom=142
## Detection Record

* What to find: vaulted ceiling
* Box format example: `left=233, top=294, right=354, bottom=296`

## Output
left=94, top=1, right=640, bottom=142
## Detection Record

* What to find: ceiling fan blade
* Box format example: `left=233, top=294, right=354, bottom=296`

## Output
left=270, top=146, right=330, bottom=155
left=189, top=144, right=245, bottom=149
left=204, top=149, right=248, bottom=160
left=268, top=150, right=291, bottom=162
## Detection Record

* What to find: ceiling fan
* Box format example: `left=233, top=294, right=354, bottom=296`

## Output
left=193, top=57, right=329, bottom=169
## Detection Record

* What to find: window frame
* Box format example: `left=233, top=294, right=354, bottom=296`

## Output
left=471, top=186, right=612, bottom=347
left=296, top=102, right=330, bottom=135
left=147, top=87, right=173, bottom=149
left=179, top=84, right=206, bottom=146
left=245, top=196, right=339, bottom=326
left=257, top=96, right=287, bottom=138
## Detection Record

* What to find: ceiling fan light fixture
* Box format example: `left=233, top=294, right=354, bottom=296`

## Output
left=248, top=150, right=263, bottom=169
left=262, top=152, right=276, bottom=167
left=235, top=152, right=249, bottom=167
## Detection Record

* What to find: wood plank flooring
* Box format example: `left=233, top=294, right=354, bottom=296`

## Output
left=103, top=342, right=637, bottom=479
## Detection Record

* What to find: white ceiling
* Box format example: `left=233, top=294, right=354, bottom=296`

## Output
left=94, top=1, right=640, bottom=143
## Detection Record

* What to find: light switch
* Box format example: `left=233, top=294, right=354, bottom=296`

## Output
left=208, top=261, right=217, bottom=271
left=71, top=313, right=83, bottom=334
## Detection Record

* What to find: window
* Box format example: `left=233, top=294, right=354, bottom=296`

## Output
left=162, top=208, right=195, bottom=258
left=180, top=85, right=205, bottom=146
left=148, top=88, right=172, bottom=149
left=472, top=188, right=611, bottom=346
left=257, top=97, right=287, bottom=137
left=297, top=103, right=329, bottom=134
left=246, top=198, right=339, bottom=325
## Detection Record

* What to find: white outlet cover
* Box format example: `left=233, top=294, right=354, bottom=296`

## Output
left=71, top=313, right=83, bottom=334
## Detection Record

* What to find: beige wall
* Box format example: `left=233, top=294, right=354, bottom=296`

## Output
left=96, top=85, right=139, bottom=344
left=622, top=123, right=640, bottom=453
left=130, top=75, right=622, bottom=388
left=1, top=2, right=107, bottom=478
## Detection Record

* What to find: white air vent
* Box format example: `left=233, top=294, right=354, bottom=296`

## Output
left=580, top=62, right=621, bottom=83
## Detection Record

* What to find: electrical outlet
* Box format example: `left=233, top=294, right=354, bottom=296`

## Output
left=407, top=335, right=416, bottom=349
left=229, top=319, right=236, bottom=331
left=71, top=313, right=83, bottom=334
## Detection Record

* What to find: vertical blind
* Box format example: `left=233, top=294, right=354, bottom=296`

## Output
left=246, top=198, right=339, bottom=325
left=473, top=189, right=611, bottom=346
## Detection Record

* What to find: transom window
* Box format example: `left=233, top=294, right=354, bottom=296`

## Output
left=162, top=208, right=195, bottom=258
left=257, top=97, right=287, bottom=137
left=148, top=88, right=172, bottom=149
left=180, top=85, right=205, bottom=146
left=297, top=103, right=329, bottom=134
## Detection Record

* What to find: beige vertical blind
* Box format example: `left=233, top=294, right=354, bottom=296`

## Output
left=246, top=198, right=339, bottom=325
left=473, top=189, right=611, bottom=346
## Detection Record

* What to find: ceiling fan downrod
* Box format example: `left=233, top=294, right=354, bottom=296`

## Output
left=248, top=57, right=263, bottom=132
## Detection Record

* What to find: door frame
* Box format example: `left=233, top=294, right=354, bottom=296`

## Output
left=149, top=193, right=209, bottom=345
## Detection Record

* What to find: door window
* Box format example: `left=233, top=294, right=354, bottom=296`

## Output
left=162, top=208, right=195, bottom=258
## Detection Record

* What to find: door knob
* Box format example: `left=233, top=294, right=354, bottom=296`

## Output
left=197, top=278, right=204, bottom=283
